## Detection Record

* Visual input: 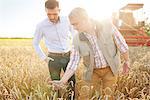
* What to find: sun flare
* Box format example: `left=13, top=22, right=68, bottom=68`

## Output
left=84, top=0, right=120, bottom=20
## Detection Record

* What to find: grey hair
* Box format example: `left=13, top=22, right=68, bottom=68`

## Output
left=69, top=7, right=89, bottom=19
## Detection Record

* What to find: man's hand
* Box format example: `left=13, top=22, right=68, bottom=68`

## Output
left=48, top=80, right=66, bottom=90
left=44, top=57, right=54, bottom=63
left=122, top=61, right=130, bottom=74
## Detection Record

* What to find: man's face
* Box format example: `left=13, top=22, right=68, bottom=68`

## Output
left=69, top=17, right=86, bottom=33
left=45, top=7, right=60, bottom=23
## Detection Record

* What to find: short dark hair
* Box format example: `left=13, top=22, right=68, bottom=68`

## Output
left=45, top=0, right=59, bottom=9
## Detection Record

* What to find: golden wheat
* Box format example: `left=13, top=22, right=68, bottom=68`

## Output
left=0, top=39, right=150, bottom=100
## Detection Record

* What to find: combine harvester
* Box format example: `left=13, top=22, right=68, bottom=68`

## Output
left=113, top=3, right=150, bottom=46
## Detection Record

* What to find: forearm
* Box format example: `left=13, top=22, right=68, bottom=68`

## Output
left=122, top=51, right=130, bottom=74
left=33, top=27, right=46, bottom=60
left=122, top=51, right=129, bottom=62
left=60, top=69, right=75, bottom=84
left=33, top=41, right=47, bottom=60
left=60, top=46, right=80, bottom=83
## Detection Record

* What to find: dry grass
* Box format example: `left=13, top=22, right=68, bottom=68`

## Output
left=0, top=39, right=150, bottom=100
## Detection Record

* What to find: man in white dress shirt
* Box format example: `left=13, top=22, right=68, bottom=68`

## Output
left=33, top=0, right=76, bottom=99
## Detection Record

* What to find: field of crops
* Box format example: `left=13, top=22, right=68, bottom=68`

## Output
left=0, top=39, right=150, bottom=100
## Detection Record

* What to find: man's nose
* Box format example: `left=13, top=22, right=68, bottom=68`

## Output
left=49, top=15, right=55, bottom=19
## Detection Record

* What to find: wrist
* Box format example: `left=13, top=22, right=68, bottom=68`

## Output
left=60, top=79, right=67, bottom=85
left=125, top=59, right=129, bottom=62
left=125, top=61, right=129, bottom=65
left=124, top=60, right=130, bottom=68
left=44, top=57, right=48, bottom=61
left=125, top=60, right=129, bottom=62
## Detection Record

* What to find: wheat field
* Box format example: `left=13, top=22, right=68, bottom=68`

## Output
left=0, top=39, right=150, bottom=100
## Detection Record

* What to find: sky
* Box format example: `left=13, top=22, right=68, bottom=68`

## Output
left=0, top=0, right=150, bottom=38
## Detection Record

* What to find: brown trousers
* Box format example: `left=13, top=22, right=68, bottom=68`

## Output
left=77, top=67, right=117, bottom=100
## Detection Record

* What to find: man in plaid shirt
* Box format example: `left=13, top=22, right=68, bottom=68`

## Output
left=51, top=7, right=130, bottom=99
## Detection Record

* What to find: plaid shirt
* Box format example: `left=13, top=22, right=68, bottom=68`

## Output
left=67, top=26, right=128, bottom=70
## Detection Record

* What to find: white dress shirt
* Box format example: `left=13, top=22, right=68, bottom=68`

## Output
left=33, top=16, right=76, bottom=60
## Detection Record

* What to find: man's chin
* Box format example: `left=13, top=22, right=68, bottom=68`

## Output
left=50, top=20, right=56, bottom=23
left=77, top=30, right=81, bottom=33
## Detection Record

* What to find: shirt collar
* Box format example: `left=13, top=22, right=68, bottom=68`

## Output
left=47, top=16, right=62, bottom=24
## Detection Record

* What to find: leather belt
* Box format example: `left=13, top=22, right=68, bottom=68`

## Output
left=94, top=66, right=110, bottom=70
left=48, top=51, right=70, bottom=57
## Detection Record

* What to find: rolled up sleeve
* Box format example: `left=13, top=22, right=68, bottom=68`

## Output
left=112, top=25, right=129, bottom=54
left=66, top=46, right=80, bottom=71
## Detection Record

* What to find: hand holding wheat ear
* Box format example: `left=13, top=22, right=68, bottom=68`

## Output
left=48, top=80, right=66, bottom=90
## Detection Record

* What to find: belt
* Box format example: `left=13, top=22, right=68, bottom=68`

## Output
left=94, top=66, right=110, bottom=70
left=48, top=51, right=70, bottom=57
